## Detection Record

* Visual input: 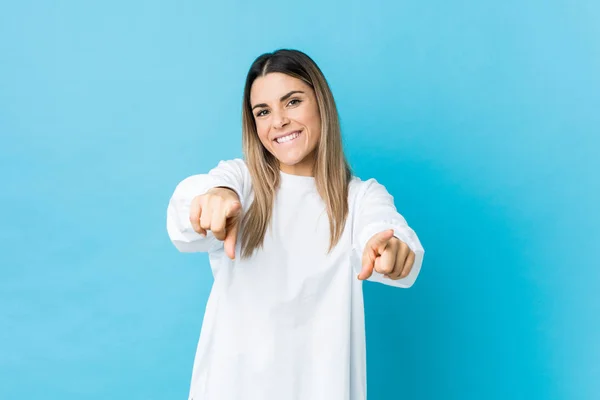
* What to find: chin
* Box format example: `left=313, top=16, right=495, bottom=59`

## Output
left=277, top=160, right=299, bottom=169
left=278, top=155, right=307, bottom=166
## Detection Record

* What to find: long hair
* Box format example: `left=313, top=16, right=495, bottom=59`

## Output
left=239, top=49, right=352, bottom=259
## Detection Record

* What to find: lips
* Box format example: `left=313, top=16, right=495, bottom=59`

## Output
left=273, top=130, right=302, bottom=142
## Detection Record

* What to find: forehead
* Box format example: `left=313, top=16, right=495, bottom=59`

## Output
left=250, top=72, right=312, bottom=103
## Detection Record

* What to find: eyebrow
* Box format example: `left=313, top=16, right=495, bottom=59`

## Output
left=251, top=90, right=305, bottom=110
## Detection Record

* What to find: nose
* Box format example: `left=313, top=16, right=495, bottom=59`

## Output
left=272, top=110, right=290, bottom=130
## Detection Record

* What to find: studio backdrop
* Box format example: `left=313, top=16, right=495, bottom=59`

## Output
left=1, top=1, right=598, bottom=399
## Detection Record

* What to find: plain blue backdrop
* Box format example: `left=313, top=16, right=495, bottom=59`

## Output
left=1, top=0, right=598, bottom=399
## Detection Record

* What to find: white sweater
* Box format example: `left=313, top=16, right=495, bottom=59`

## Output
left=167, top=159, right=425, bottom=400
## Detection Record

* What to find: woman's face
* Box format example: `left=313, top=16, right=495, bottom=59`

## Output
left=250, top=72, right=321, bottom=177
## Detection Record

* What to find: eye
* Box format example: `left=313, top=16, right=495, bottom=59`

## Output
left=256, top=109, right=269, bottom=117
left=287, top=98, right=302, bottom=106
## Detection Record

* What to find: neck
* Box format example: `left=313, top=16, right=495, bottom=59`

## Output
left=279, top=163, right=314, bottom=177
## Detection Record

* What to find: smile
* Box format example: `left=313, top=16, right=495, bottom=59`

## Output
left=274, top=130, right=302, bottom=144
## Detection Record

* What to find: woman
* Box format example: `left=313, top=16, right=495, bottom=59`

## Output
left=167, top=49, right=425, bottom=400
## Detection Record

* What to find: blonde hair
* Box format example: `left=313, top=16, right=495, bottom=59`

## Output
left=240, top=49, right=352, bottom=259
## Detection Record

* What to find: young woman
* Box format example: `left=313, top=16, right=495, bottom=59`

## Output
left=167, top=49, right=425, bottom=400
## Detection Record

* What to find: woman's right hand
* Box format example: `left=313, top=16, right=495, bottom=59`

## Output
left=189, top=187, right=242, bottom=260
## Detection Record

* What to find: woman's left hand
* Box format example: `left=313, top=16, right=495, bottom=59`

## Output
left=358, top=229, right=415, bottom=281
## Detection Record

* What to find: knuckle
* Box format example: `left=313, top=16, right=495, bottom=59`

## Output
left=197, top=194, right=208, bottom=205
left=209, top=194, right=224, bottom=205
left=381, top=264, right=393, bottom=274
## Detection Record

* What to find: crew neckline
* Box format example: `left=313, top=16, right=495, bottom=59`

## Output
left=279, top=169, right=316, bottom=188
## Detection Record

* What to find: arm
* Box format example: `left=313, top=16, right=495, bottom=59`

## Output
left=353, top=179, right=425, bottom=288
left=166, top=158, right=248, bottom=253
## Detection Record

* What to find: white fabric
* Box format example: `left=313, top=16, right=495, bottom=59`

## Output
left=167, top=159, right=425, bottom=400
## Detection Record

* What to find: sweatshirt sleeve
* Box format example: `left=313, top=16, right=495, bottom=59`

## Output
left=166, top=158, right=248, bottom=253
left=353, top=178, right=425, bottom=288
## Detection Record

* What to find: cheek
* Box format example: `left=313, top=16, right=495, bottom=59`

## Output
left=307, top=110, right=321, bottom=139
left=255, top=121, right=271, bottom=145
left=312, top=115, right=322, bottom=133
left=293, top=107, right=320, bottom=132
left=305, top=105, right=321, bottom=129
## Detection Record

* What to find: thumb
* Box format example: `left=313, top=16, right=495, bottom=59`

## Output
left=369, top=229, right=395, bottom=255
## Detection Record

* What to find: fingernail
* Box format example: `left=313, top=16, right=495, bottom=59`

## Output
left=200, top=233, right=206, bottom=238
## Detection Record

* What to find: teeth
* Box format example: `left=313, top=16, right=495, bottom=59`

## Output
left=276, top=131, right=300, bottom=143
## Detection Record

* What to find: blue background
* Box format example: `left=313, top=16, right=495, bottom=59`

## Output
left=1, top=0, right=598, bottom=399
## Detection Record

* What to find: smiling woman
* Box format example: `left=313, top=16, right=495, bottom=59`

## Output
left=166, top=49, right=425, bottom=400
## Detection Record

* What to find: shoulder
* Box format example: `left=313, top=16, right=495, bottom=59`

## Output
left=207, top=158, right=251, bottom=183
left=348, top=175, right=388, bottom=203
left=210, top=158, right=249, bottom=172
